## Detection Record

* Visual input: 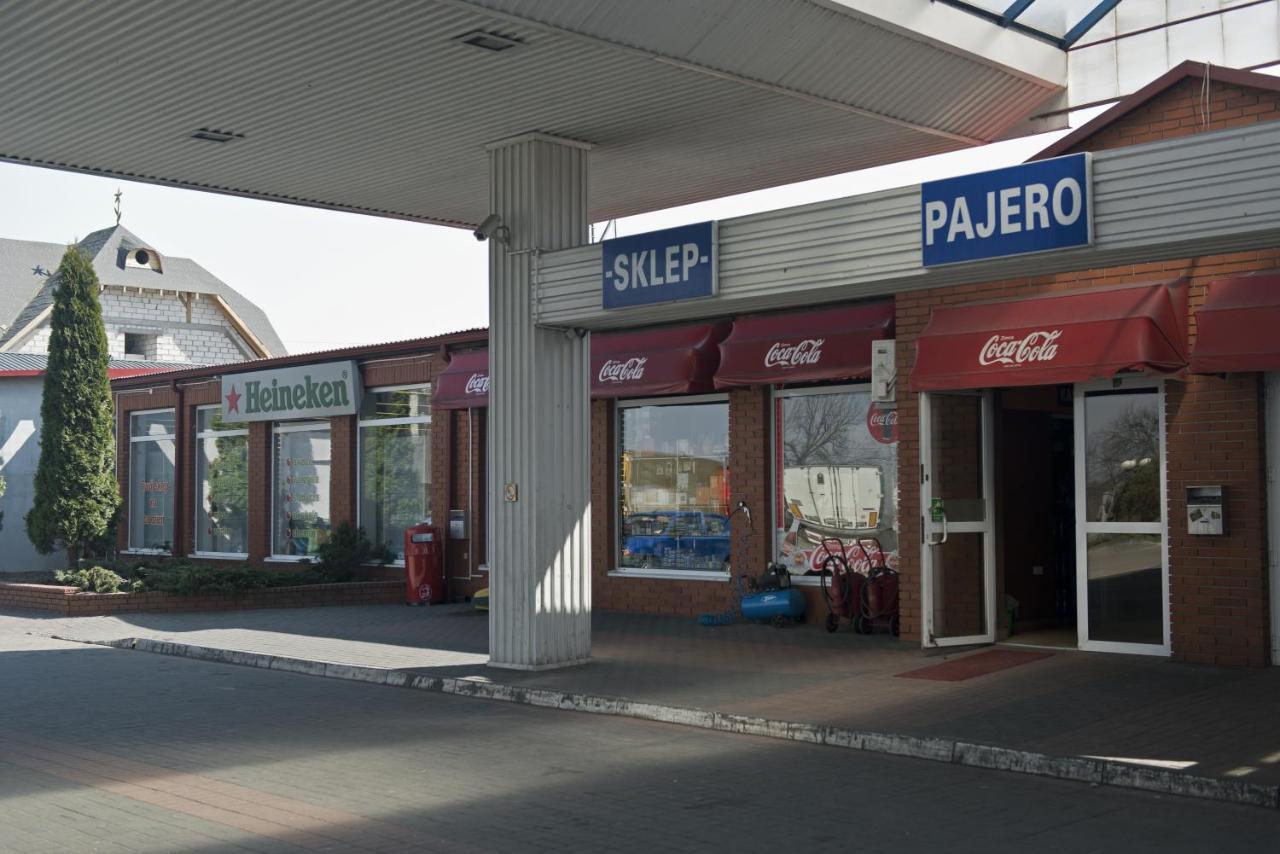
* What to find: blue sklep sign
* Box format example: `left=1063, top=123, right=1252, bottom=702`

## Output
left=602, top=221, right=716, bottom=310
left=921, top=153, right=1092, bottom=267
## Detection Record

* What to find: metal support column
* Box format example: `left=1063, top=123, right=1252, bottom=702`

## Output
left=486, top=133, right=593, bottom=670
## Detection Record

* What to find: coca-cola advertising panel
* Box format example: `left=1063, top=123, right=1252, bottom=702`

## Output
left=591, top=322, right=730, bottom=399
left=715, top=301, right=894, bottom=389
left=774, top=390, right=898, bottom=576
left=434, top=350, right=491, bottom=409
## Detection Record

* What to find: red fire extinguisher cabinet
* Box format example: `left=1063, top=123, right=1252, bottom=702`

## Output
left=404, top=523, right=445, bottom=605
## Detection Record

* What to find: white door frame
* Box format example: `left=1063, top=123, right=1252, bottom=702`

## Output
left=1266, top=373, right=1280, bottom=665
left=919, top=390, right=997, bottom=648
left=1073, top=377, right=1171, bottom=656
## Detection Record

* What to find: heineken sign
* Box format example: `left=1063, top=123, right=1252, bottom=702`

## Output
left=221, top=360, right=359, bottom=422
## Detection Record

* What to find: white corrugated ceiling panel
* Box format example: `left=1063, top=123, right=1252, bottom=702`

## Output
left=0, top=0, right=1063, bottom=228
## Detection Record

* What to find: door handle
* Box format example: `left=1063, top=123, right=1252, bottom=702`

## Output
left=925, top=514, right=948, bottom=546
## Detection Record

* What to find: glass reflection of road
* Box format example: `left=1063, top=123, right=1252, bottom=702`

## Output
left=1087, top=536, right=1160, bottom=580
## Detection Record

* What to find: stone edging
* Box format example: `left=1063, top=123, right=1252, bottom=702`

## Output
left=78, top=636, right=1280, bottom=812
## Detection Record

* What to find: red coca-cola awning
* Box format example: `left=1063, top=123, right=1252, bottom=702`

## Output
left=1189, top=272, right=1280, bottom=374
left=714, top=301, right=894, bottom=388
left=433, top=350, right=489, bottom=409
left=591, top=321, right=731, bottom=399
left=910, top=279, right=1188, bottom=391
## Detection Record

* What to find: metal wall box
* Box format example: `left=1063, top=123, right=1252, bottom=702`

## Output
left=449, top=510, right=468, bottom=540
left=1187, top=485, right=1224, bottom=536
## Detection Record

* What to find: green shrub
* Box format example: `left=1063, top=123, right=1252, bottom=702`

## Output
left=54, top=566, right=125, bottom=593
left=313, top=523, right=392, bottom=583
left=130, top=562, right=309, bottom=596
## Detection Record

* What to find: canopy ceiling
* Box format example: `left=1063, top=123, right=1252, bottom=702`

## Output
left=0, top=0, right=1064, bottom=228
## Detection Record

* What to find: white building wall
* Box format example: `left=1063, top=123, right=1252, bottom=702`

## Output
left=1069, top=1, right=1280, bottom=107
left=0, top=377, right=66, bottom=573
left=12, top=290, right=254, bottom=364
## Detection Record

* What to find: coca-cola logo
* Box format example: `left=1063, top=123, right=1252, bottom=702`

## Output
left=866, top=403, right=898, bottom=445
left=464, top=373, right=490, bottom=395
left=979, top=330, right=1062, bottom=367
left=764, top=338, right=824, bottom=369
left=598, top=357, right=647, bottom=384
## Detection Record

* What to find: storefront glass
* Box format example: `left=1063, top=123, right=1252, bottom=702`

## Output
left=1082, top=388, right=1164, bottom=646
left=128, top=410, right=176, bottom=551
left=195, top=407, right=249, bottom=556
left=618, top=400, right=730, bottom=571
left=359, top=386, right=432, bottom=562
left=774, top=388, right=898, bottom=576
left=272, top=421, right=332, bottom=558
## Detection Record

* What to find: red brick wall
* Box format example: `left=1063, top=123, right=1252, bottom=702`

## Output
left=896, top=248, right=1280, bottom=664
left=1060, top=77, right=1280, bottom=155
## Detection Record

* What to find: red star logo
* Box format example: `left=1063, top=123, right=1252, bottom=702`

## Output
left=225, top=385, right=241, bottom=414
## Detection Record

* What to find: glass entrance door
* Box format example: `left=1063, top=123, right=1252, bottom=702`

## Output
left=920, top=391, right=996, bottom=647
left=1074, top=381, right=1169, bottom=655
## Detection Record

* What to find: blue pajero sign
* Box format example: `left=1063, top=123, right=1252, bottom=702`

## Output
left=602, top=221, right=716, bottom=310
left=921, top=153, right=1092, bottom=267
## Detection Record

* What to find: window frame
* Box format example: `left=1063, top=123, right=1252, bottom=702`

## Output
left=610, top=392, right=731, bottom=581
left=356, top=383, right=433, bottom=565
left=192, top=404, right=250, bottom=560
left=126, top=407, right=177, bottom=554
left=270, top=418, right=333, bottom=561
left=770, top=382, right=883, bottom=588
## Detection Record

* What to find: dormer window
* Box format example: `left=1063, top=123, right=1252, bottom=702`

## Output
left=124, top=247, right=162, bottom=272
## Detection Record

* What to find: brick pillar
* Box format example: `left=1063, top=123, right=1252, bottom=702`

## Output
left=171, top=388, right=190, bottom=557
left=248, top=422, right=272, bottom=562
left=728, top=386, right=770, bottom=578
left=330, top=415, right=357, bottom=529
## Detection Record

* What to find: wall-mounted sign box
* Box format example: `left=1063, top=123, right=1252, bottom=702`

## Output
left=221, top=360, right=359, bottom=422
left=602, top=221, right=717, bottom=310
left=921, top=153, right=1092, bottom=267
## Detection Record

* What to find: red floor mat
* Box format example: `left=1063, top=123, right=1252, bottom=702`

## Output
left=896, top=649, right=1054, bottom=682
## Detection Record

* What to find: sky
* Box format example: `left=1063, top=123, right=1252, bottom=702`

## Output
left=0, top=123, right=1088, bottom=356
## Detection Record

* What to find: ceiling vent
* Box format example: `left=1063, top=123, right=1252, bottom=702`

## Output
left=190, top=127, right=245, bottom=143
left=454, top=30, right=523, bottom=53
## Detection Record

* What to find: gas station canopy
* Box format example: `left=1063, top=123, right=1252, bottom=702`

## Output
left=0, top=0, right=1064, bottom=228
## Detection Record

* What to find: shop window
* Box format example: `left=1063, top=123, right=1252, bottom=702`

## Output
left=195, top=406, right=249, bottom=556
left=128, top=409, right=176, bottom=552
left=617, top=399, right=730, bottom=572
left=358, top=385, right=432, bottom=563
left=272, top=420, right=332, bottom=558
left=774, top=388, right=898, bottom=576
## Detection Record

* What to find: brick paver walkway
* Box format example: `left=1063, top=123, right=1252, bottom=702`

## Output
left=3, top=629, right=1278, bottom=852
left=5, top=604, right=1279, bottom=788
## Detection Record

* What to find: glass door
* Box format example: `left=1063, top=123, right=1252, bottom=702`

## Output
left=920, top=391, right=996, bottom=647
left=1074, top=381, right=1169, bottom=655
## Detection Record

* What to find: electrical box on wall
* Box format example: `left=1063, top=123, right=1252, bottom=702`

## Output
left=1187, top=485, right=1224, bottom=536
left=871, top=339, right=896, bottom=407
left=449, top=510, right=468, bottom=540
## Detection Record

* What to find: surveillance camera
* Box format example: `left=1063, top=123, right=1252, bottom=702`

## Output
left=473, top=213, right=507, bottom=243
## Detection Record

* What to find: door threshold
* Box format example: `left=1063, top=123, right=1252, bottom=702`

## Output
left=999, top=640, right=1079, bottom=653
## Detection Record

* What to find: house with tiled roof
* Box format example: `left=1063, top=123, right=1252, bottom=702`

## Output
left=0, top=224, right=284, bottom=572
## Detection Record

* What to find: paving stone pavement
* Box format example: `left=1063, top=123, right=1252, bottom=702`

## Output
left=2, top=628, right=1279, bottom=853
left=5, top=603, right=1280, bottom=789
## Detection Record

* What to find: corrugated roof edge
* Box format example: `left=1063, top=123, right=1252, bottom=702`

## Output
left=1029, top=61, right=1280, bottom=161
left=110, top=328, right=490, bottom=389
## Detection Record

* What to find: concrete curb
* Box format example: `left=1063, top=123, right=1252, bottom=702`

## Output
left=85, top=636, right=1280, bottom=811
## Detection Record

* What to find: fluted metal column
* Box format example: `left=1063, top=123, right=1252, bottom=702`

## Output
left=486, top=133, right=592, bottom=669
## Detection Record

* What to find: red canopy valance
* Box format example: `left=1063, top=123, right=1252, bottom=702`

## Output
left=433, top=350, right=489, bottom=409
left=1189, top=272, right=1280, bottom=374
left=591, top=322, right=730, bottom=398
left=910, top=279, right=1188, bottom=391
left=714, top=301, right=894, bottom=388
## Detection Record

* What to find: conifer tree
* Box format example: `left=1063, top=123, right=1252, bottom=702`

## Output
left=26, top=245, right=119, bottom=568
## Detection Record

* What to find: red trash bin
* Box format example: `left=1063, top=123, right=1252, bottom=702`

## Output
left=404, top=523, right=444, bottom=606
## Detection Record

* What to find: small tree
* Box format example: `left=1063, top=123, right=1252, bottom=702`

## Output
left=26, top=246, right=120, bottom=568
